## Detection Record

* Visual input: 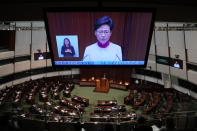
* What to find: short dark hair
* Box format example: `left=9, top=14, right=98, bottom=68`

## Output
left=94, top=16, right=114, bottom=31
left=137, top=116, right=146, bottom=124
left=165, top=117, right=175, bottom=129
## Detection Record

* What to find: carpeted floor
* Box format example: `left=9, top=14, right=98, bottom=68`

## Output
left=70, top=85, right=144, bottom=121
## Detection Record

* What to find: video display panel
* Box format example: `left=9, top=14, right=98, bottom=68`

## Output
left=44, top=7, right=156, bottom=67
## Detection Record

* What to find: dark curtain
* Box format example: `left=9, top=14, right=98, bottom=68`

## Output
left=123, top=13, right=153, bottom=61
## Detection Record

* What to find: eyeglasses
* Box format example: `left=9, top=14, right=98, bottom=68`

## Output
left=97, top=30, right=111, bottom=35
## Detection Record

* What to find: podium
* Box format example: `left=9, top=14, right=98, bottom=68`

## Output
left=94, top=78, right=109, bottom=93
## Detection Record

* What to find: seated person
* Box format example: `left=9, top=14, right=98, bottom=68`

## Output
left=38, top=54, right=44, bottom=60
left=160, top=117, right=177, bottom=131
left=173, top=61, right=180, bottom=68
left=134, top=116, right=153, bottom=131
left=83, top=16, right=122, bottom=61
left=151, top=120, right=162, bottom=131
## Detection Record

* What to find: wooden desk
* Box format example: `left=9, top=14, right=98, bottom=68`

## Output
left=97, top=100, right=117, bottom=106
left=94, top=78, right=109, bottom=93
left=71, top=95, right=89, bottom=107
left=94, top=105, right=126, bottom=113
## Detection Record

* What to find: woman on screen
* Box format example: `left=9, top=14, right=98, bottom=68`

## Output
left=61, top=38, right=75, bottom=57
left=173, top=61, right=180, bottom=68
left=83, top=16, right=122, bottom=61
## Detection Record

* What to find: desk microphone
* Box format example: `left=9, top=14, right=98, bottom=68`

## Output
left=82, top=55, right=89, bottom=61
left=116, top=54, right=121, bottom=61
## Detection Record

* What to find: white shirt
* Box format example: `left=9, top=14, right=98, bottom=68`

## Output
left=151, top=125, right=160, bottom=131
left=83, top=42, right=122, bottom=61
left=174, top=63, right=180, bottom=68
left=38, top=55, right=44, bottom=60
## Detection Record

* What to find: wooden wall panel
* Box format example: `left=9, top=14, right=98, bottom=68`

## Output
left=80, top=68, right=131, bottom=83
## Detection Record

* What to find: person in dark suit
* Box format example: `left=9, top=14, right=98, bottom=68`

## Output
left=134, top=116, right=153, bottom=131
left=61, top=38, right=75, bottom=57
left=160, top=117, right=177, bottom=131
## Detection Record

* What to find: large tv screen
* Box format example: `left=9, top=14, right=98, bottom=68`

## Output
left=44, top=7, right=156, bottom=67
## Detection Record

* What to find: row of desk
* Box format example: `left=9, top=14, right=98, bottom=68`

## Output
left=90, top=112, right=137, bottom=122
left=90, top=100, right=136, bottom=122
